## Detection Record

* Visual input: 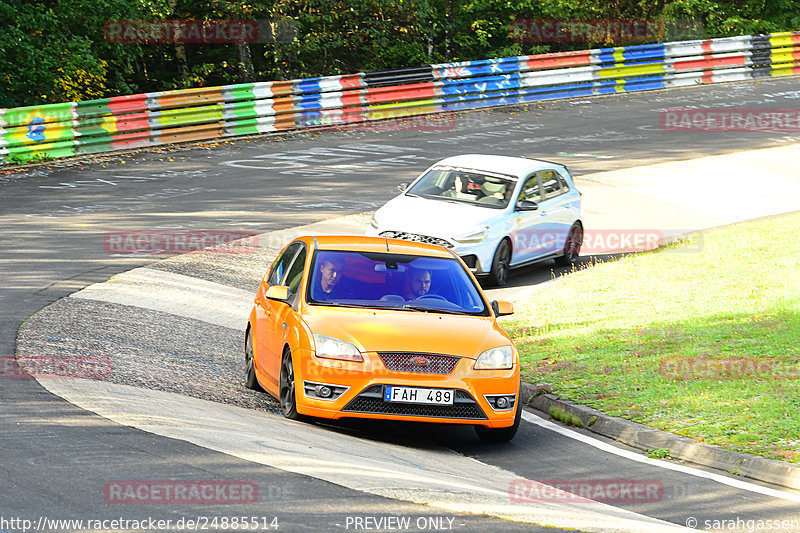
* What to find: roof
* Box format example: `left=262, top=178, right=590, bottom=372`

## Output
left=432, top=154, right=564, bottom=179
left=306, top=235, right=454, bottom=258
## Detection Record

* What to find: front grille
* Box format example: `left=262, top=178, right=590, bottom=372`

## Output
left=379, top=231, right=453, bottom=249
left=342, top=385, right=487, bottom=419
left=378, top=352, right=460, bottom=374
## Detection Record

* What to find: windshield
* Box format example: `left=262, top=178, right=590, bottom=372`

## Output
left=307, top=250, right=489, bottom=315
left=406, top=166, right=517, bottom=209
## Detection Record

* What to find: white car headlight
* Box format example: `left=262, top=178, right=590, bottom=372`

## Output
left=474, top=345, right=513, bottom=370
left=313, top=334, right=363, bottom=362
left=454, top=226, right=489, bottom=243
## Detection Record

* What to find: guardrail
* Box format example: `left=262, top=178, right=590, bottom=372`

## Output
left=1, top=31, right=798, bottom=165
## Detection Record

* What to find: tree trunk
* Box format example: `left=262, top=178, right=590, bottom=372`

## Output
left=236, top=43, right=255, bottom=82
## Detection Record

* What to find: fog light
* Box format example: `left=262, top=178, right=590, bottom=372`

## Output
left=316, top=385, right=332, bottom=398
left=496, top=396, right=509, bottom=409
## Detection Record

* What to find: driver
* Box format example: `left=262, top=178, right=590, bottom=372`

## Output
left=404, top=268, right=431, bottom=300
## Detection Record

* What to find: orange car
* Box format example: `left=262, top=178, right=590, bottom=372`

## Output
left=245, top=235, right=521, bottom=442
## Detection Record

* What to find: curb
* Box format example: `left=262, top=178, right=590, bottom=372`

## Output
left=520, top=383, right=800, bottom=492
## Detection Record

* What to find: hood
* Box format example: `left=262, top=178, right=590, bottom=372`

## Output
left=303, top=306, right=511, bottom=358
left=375, top=195, right=504, bottom=238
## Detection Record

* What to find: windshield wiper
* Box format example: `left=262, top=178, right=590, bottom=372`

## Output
left=400, top=304, right=471, bottom=315
left=314, top=302, right=366, bottom=308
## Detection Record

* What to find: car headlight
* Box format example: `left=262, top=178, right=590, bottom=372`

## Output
left=312, top=334, right=363, bottom=362
left=454, top=226, right=489, bottom=243
left=474, top=345, right=513, bottom=370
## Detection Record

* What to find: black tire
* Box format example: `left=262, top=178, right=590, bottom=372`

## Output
left=279, top=348, right=300, bottom=420
left=475, top=392, right=522, bottom=443
left=244, top=328, right=262, bottom=391
left=487, top=239, right=511, bottom=287
left=555, top=222, right=583, bottom=267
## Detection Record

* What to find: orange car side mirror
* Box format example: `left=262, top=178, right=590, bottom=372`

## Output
left=266, top=285, right=290, bottom=301
left=491, top=300, right=514, bottom=317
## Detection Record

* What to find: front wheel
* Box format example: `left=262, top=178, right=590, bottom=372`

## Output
left=487, top=239, right=511, bottom=287
left=475, top=393, right=522, bottom=443
left=279, top=348, right=300, bottom=420
left=555, top=222, right=583, bottom=267
left=244, top=328, right=262, bottom=391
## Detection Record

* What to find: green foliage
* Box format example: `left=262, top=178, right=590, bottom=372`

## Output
left=1, top=0, right=798, bottom=107
left=549, top=405, right=584, bottom=428
left=648, top=448, right=671, bottom=459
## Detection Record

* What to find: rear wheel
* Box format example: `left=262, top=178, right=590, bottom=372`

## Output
left=244, top=328, right=262, bottom=391
left=555, top=222, right=583, bottom=267
left=279, top=348, right=300, bottom=420
left=475, top=392, right=522, bottom=443
left=487, top=239, right=511, bottom=287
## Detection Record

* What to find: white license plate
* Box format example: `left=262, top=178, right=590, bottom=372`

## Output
left=384, top=386, right=453, bottom=405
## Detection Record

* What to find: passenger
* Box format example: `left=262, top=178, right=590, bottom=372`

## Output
left=313, top=255, right=352, bottom=300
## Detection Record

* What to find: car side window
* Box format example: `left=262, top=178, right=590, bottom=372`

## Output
left=267, top=242, right=302, bottom=286
left=517, top=174, right=542, bottom=205
left=284, top=246, right=307, bottom=298
left=555, top=171, right=570, bottom=193
left=540, top=169, right=564, bottom=199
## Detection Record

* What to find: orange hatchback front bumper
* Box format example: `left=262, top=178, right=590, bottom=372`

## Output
left=292, top=348, right=520, bottom=428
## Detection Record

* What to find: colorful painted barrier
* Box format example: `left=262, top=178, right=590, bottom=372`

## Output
left=1, top=31, right=799, bottom=165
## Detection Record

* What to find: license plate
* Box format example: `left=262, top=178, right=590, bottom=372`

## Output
left=384, top=386, right=453, bottom=405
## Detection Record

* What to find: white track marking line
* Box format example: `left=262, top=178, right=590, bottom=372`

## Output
left=522, top=411, right=800, bottom=504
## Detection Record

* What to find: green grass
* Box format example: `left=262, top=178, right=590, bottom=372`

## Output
left=549, top=405, right=584, bottom=427
left=648, top=448, right=671, bottom=459
left=506, top=212, right=800, bottom=464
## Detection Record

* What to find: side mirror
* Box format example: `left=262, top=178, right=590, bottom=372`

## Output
left=265, top=285, right=290, bottom=301
left=516, top=200, right=539, bottom=211
left=397, top=182, right=409, bottom=192
left=491, top=300, right=514, bottom=317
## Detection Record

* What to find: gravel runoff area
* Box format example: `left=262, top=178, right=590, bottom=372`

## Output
left=16, top=213, right=374, bottom=414
left=18, top=297, right=280, bottom=414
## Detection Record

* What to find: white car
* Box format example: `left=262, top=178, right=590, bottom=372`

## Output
left=369, top=154, right=583, bottom=286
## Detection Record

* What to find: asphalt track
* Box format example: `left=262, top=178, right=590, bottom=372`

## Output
left=2, top=77, right=800, bottom=531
